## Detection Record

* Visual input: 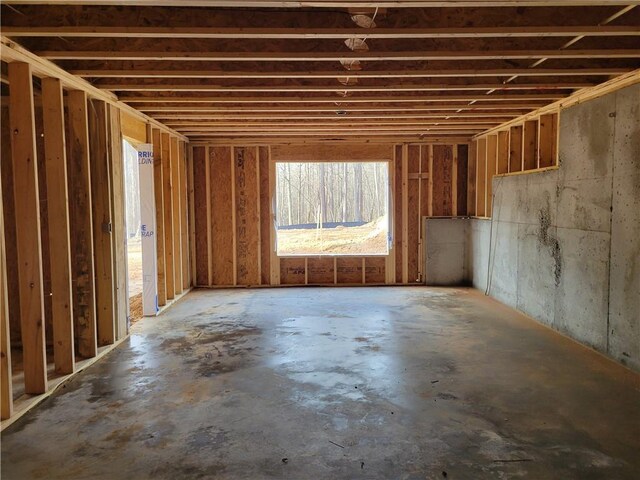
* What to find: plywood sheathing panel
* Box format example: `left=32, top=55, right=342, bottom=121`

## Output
left=539, top=113, right=558, bottom=168
left=192, top=146, right=209, bottom=286
left=432, top=145, right=454, bottom=217
left=486, top=134, right=498, bottom=216
left=476, top=138, right=487, bottom=217
left=280, top=257, right=305, bottom=285
left=509, top=125, right=523, bottom=173
left=210, top=146, right=234, bottom=286
left=497, top=130, right=510, bottom=174
left=234, top=146, right=260, bottom=286
left=365, top=257, right=386, bottom=284
left=523, top=120, right=539, bottom=171
left=307, top=257, right=335, bottom=284
left=407, top=145, right=420, bottom=283
left=271, top=144, right=394, bottom=162
left=336, top=257, right=363, bottom=284
left=456, top=144, right=469, bottom=217
left=258, top=146, right=271, bottom=285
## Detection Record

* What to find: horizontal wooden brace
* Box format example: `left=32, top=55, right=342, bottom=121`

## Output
left=0, top=36, right=186, bottom=140
left=37, top=49, right=640, bottom=61
left=5, top=25, right=639, bottom=39
left=117, top=94, right=563, bottom=103
left=69, top=68, right=633, bottom=79
left=186, top=129, right=484, bottom=136
left=97, top=82, right=592, bottom=92
left=408, top=173, right=429, bottom=179
left=474, top=68, right=640, bottom=138
left=4, top=1, right=639, bottom=7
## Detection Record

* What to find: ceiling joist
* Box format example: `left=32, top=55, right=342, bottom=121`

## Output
left=37, top=49, right=640, bottom=61
left=5, top=25, right=639, bottom=39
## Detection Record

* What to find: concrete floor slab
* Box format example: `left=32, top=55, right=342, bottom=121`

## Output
left=2, top=287, right=639, bottom=479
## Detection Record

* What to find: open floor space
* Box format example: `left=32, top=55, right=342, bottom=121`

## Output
left=2, top=287, right=639, bottom=479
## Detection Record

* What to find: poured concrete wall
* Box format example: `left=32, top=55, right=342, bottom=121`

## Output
left=423, top=218, right=468, bottom=285
left=466, top=83, right=640, bottom=371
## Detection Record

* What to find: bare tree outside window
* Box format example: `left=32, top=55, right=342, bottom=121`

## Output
left=275, top=162, right=389, bottom=256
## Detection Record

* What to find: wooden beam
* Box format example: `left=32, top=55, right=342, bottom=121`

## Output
left=161, top=132, right=175, bottom=300
left=191, top=135, right=472, bottom=146
left=8, top=62, right=48, bottom=394
left=120, top=111, right=147, bottom=143
left=41, top=77, right=75, bottom=374
left=474, top=68, right=640, bottom=138
left=107, top=104, right=128, bottom=339
left=5, top=1, right=635, bottom=8
left=179, top=141, right=190, bottom=290
left=161, top=118, right=517, bottom=125
left=66, top=89, right=97, bottom=359
left=97, top=82, right=591, bottom=92
left=0, top=177, right=13, bottom=420
left=70, top=68, right=632, bottom=79
left=6, top=25, right=639, bottom=39
left=151, top=128, right=166, bottom=306
left=170, top=137, right=182, bottom=295
left=185, top=130, right=485, bottom=136
left=37, top=49, right=640, bottom=61
left=88, top=98, right=115, bottom=347
left=119, top=94, right=563, bottom=103
left=0, top=36, right=187, bottom=141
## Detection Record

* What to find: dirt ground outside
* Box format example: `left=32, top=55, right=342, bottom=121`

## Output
left=277, top=216, right=388, bottom=256
left=127, top=237, right=143, bottom=323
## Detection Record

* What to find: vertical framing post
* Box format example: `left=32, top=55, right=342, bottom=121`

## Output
left=170, top=137, right=183, bottom=294
left=1, top=178, right=13, bottom=419
left=67, top=89, right=97, bottom=359
left=8, top=62, right=48, bottom=393
left=41, top=77, right=75, bottom=373
left=161, top=132, right=174, bottom=299
left=88, top=99, right=115, bottom=346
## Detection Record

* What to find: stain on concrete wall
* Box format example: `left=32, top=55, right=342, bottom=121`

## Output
left=467, top=83, right=640, bottom=371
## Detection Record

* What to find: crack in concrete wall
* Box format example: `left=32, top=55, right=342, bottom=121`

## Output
left=459, top=83, right=639, bottom=371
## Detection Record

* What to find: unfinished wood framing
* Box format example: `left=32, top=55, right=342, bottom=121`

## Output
left=0, top=179, right=13, bottom=420
left=170, top=137, right=183, bottom=295
left=107, top=105, right=128, bottom=340
left=88, top=98, right=116, bottom=347
left=1, top=0, right=639, bottom=425
left=179, top=141, right=190, bottom=290
left=41, top=77, right=75, bottom=373
left=8, top=62, right=48, bottom=393
left=67, top=89, right=98, bottom=359
left=190, top=141, right=467, bottom=287
left=152, top=128, right=167, bottom=306
left=161, top=132, right=175, bottom=299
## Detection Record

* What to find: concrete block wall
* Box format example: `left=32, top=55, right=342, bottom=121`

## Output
left=465, top=83, right=640, bottom=371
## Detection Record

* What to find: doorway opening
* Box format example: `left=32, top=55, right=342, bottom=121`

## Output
left=122, top=139, right=143, bottom=323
